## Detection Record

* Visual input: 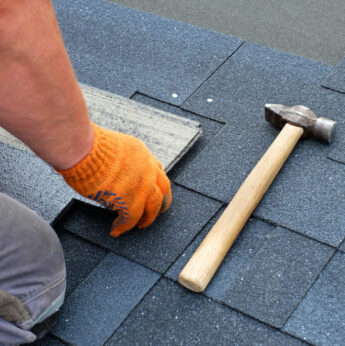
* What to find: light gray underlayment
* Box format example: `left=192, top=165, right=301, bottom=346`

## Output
left=0, top=84, right=201, bottom=222
left=0, top=84, right=202, bottom=173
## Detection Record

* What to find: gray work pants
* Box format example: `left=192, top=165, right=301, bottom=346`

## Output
left=0, top=193, right=66, bottom=345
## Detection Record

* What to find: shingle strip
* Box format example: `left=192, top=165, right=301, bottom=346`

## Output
left=106, top=278, right=306, bottom=346
left=52, top=0, right=243, bottom=105
left=283, top=251, right=345, bottom=346
left=52, top=253, right=159, bottom=346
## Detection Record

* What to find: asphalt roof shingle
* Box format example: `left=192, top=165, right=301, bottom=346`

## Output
left=222, top=227, right=334, bottom=328
left=2, top=1, right=345, bottom=344
left=166, top=209, right=276, bottom=301
left=131, top=93, right=225, bottom=180
left=321, top=57, right=345, bottom=94
left=0, top=144, right=79, bottom=223
left=60, top=185, right=222, bottom=273
left=283, top=251, right=345, bottom=345
left=52, top=0, right=243, bottom=104
left=57, top=230, right=108, bottom=297
left=52, top=253, right=159, bottom=345
left=106, top=278, right=306, bottom=346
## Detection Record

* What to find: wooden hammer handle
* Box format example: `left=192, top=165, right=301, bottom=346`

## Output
left=178, top=123, right=304, bottom=292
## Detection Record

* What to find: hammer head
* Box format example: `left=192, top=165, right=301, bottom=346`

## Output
left=265, top=104, right=336, bottom=143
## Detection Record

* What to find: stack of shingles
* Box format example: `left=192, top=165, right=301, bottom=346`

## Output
left=1, top=0, right=344, bottom=345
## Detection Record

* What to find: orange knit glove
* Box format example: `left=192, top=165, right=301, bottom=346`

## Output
left=57, top=123, right=172, bottom=237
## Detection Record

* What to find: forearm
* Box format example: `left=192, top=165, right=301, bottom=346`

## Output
left=0, top=0, right=93, bottom=170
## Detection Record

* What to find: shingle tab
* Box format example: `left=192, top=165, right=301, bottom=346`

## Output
left=222, top=227, right=334, bottom=328
left=182, top=43, right=343, bottom=122
left=52, top=0, right=243, bottom=104
left=0, top=144, right=79, bottom=223
left=62, top=185, right=222, bottom=273
left=106, top=278, right=305, bottom=346
left=321, top=58, right=345, bottom=94
left=57, top=230, right=108, bottom=297
left=175, top=108, right=345, bottom=246
left=283, top=251, right=345, bottom=346
left=338, top=239, right=345, bottom=253
left=52, top=253, right=159, bottom=346
left=328, top=125, right=345, bottom=165
left=0, top=85, right=202, bottom=173
left=131, top=93, right=224, bottom=179
left=166, top=208, right=277, bottom=301
left=176, top=47, right=345, bottom=247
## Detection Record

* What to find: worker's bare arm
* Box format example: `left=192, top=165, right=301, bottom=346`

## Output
left=0, top=0, right=93, bottom=170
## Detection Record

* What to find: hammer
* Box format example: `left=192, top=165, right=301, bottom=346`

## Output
left=178, top=104, right=336, bottom=293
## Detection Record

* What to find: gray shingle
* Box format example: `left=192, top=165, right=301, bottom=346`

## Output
left=166, top=208, right=277, bottom=301
left=182, top=43, right=344, bottom=122
left=106, top=278, right=305, bottom=346
left=321, top=58, right=345, bottom=94
left=176, top=49, right=345, bottom=247
left=52, top=0, right=243, bottom=104
left=175, top=107, right=345, bottom=246
left=52, top=253, right=159, bottom=346
left=222, top=227, right=334, bottom=328
left=283, top=251, right=345, bottom=346
left=62, top=185, right=222, bottom=273
left=0, top=144, right=79, bottom=223
left=110, top=0, right=345, bottom=66
left=81, top=84, right=202, bottom=172
left=131, top=93, right=224, bottom=179
left=328, top=123, right=345, bottom=165
left=339, top=239, right=345, bottom=253
left=57, top=230, right=108, bottom=297
left=0, top=84, right=202, bottom=173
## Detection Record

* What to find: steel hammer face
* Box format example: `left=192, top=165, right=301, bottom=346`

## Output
left=265, top=104, right=336, bottom=143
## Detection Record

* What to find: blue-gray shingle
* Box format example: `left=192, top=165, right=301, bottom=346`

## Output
left=57, top=230, right=108, bottom=297
left=52, top=0, right=243, bottom=104
left=321, top=58, right=345, bottom=94
left=222, top=227, right=334, bottom=328
left=106, top=278, right=306, bottom=346
left=182, top=43, right=342, bottom=121
left=52, top=253, right=159, bottom=346
left=283, top=251, right=345, bottom=346
left=62, top=185, right=222, bottom=273
left=131, top=93, right=225, bottom=180
left=175, top=106, right=345, bottom=246
left=166, top=208, right=277, bottom=301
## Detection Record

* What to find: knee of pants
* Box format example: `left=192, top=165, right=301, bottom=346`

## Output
left=0, top=193, right=66, bottom=343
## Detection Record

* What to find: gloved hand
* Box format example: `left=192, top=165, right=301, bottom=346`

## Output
left=57, top=123, right=172, bottom=237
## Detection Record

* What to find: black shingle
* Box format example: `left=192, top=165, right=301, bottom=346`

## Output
left=32, top=334, right=67, bottom=345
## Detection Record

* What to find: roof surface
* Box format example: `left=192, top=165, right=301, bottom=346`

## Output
left=1, top=0, right=344, bottom=345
